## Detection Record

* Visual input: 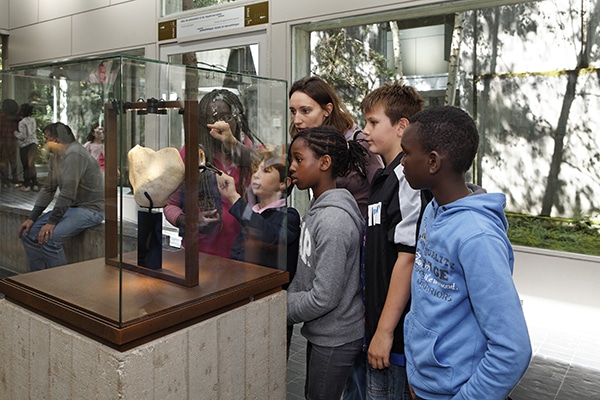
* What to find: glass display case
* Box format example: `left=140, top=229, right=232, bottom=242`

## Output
left=0, top=56, right=289, bottom=349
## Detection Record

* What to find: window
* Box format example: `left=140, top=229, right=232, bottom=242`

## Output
left=162, top=0, right=241, bottom=17
left=293, top=0, right=600, bottom=223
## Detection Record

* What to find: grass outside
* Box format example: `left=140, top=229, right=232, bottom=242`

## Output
left=507, top=213, right=600, bottom=257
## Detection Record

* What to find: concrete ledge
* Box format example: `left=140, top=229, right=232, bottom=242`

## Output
left=0, top=291, right=287, bottom=399
left=0, top=205, right=137, bottom=274
left=513, top=246, right=600, bottom=308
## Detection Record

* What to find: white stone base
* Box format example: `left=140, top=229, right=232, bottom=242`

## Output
left=0, top=291, right=287, bottom=400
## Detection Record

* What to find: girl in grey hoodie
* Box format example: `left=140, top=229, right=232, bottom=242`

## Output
left=287, top=126, right=367, bottom=400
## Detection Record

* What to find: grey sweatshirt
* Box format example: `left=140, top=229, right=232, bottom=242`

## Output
left=287, top=188, right=365, bottom=347
left=30, top=142, right=104, bottom=225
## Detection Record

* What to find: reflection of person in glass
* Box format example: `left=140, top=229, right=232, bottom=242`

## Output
left=18, top=123, right=104, bottom=270
left=164, top=89, right=261, bottom=258
left=0, top=99, right=20, bottom=188
left=88, top=62, right=107, bottom=84
left=216, top=147, right=300, bottom=275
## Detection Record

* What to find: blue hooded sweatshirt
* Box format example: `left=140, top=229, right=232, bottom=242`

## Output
left=404, top=192, right=531, bottom=400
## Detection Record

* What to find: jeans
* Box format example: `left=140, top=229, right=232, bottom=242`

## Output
left=21, top=207, right=104, bottom=271
left=305, top=338, right=363, bottom=400
left=366, top=363, right=412, bottom=400
left=342, top=351, right=367, bottom=400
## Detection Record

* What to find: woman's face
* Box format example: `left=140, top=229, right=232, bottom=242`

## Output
left=289, top=91, right=332, bottom=133
left=206, top=100, right=239, bottom=139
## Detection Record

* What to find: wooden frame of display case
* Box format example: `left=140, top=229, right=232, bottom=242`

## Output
left=104, top=99, right=200, bottom=287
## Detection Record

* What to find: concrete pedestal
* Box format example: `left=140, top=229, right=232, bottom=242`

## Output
left=0, top=290, right=286, bottom=400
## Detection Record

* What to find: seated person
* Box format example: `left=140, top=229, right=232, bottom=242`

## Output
left=164, top=89, right=261, bottom=258
left=216, top=147, right=300, bottom=279
left=18, top=122, right=104, bottom=271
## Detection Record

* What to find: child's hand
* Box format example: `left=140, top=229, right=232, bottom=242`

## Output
left=216, top=173, right=241, bottom=204
left=198, top=209, right=221, bottom=234
left=207, top=121, right=237, bottom=150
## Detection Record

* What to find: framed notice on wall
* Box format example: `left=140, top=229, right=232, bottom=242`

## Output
left=171, top=1, right=268, bottom=40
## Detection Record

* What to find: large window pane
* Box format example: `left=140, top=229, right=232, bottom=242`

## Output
left=296, top=0, right=600, bottom=224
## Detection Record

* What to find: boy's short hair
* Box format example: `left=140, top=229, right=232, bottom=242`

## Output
left=410, top=106, right=479, bottom=173
left=360, top=81, right=425, bottom=124
left=254, top=146, right=294, bottom=197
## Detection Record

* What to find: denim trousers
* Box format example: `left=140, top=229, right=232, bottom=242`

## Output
left=305, top=338, right=363, bottom=400
left=365, top=362, right=412, bottom=400
left=342, top=351, right=367, bottom=400
left=21, top=207, right=104, bottom=271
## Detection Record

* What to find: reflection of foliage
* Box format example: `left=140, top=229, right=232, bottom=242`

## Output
left=312, top=27, right=395, bottom=122
left=66, top=81, right=105, bottom=141
left=27, top=83, right=54, bottom=164
left=32, top=108, right=51, bottom=164
left=17, top=73, right=106, bottom=163
left=191, top=0, right=230, bottom=9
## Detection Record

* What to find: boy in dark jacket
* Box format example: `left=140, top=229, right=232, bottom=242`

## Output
left=216, top=146, right=300, bottom=278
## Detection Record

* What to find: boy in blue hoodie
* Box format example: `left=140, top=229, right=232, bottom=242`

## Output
left=401, top=106, right=531, bottom=400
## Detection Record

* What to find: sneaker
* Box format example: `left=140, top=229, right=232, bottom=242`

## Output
left=14, top=183, right=22, bottom=188
left=2, top=183, right=9, bottom=189
left=32, top=185, right=39, bottom=191
left=20, top=185, right=31, bottom=192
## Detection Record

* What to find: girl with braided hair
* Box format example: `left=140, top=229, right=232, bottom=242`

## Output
left=286, top=125, right=367, bottom=400
left=164, top=88, right=261, bottom=258
left=289, top=76, right=383, bottom=218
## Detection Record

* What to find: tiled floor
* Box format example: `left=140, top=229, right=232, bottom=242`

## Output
left=509, top=295, right=600, bottom=400
left=286, top=325, right=307, bottom=400
left=285, top=295, right=600, bottom=400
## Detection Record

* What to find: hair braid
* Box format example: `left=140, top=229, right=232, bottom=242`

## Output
left=291, top=126, right=367, bottom=178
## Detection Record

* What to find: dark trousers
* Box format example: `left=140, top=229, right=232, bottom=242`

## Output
left=19, top=143, right=38, bottom=187
left=305, top=338, right=363, bottom=400
left=0, top=140, right=18, bottom=184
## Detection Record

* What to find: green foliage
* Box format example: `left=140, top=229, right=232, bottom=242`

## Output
left=192, top=0, right=231, bottom=8
left=507, top=213, right=600, bottom=256
left=312, top=27, right=395, bottom=122
left=31, top=108, right=51, bottom=164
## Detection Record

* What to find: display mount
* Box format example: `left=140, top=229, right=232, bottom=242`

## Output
left=104, top=100, right=200, bottom=287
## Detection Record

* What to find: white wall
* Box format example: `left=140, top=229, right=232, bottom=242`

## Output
left=513, top=246, right=600, bottom=308
left=6, top=0, right=158, bottom=66
left=0, top=0, right=8, bottom=32
left=3, top=0, right=525, bottom=77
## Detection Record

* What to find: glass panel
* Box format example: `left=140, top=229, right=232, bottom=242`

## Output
left=308, top=18, right=453, bottom=121
left=298, top=0, right=600, bottom=225
left=168, top=44, right=259, bottom=75
left=0, top=55, right=289, bottom=330
left=162, top=0, right=241, bottom=17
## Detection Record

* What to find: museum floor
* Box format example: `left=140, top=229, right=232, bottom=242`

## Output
left=0, top=183, right=598, bottom=399
left=285, top=296, right=600, bottom=400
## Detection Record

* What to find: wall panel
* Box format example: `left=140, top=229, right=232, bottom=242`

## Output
left=72, top=0, right=156, bottom=56
left=9, top=17, right=72, bottom=65
left=39, top=0, right=109, bottom=22
left=8, top=0, right=37, bottom=29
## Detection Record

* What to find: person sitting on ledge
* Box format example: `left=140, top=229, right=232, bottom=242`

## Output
left=18, top=122, right=105, bottom=271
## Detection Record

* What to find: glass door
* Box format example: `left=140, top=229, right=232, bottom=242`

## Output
left=160, top=31, right=266, bottom=76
